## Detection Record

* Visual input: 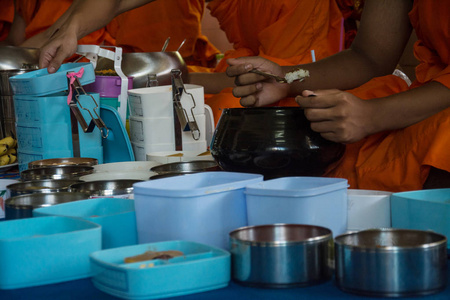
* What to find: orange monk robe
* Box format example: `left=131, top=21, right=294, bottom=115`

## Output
left=325, top=0, right=450, bottom=192
left=16, top=0, right=113, bottom=46
left=0, top=0, right=14, bottom=41
left=105, top=0, right=219, bottom=69
left=204, top=0, right=345, bottom=125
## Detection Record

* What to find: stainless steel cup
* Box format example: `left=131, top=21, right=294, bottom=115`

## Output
left=229, top=224, right=333, bottom=288
left=334, top=228, right=448, bottom=297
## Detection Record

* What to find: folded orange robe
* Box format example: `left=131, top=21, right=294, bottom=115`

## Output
left=204, top=0, right=345, bottom=124
left=105, top=0, right=219, bottom=69
left=325, top=0, right=450, bottom=192
left=16, top=0, right=113, bottom=46
left=0, top=0, right=14, bottom=41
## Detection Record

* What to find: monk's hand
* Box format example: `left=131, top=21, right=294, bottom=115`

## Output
left=39, top=26, right=79, bottom=74
left=296, top=89, right=378, bottom=144
left=226, top=57, right=289, bottom=107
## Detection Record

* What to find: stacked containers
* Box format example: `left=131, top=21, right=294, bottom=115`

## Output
left=9, top=63, right=103, bottom=171
left=127, top=84, right=208, bottom=161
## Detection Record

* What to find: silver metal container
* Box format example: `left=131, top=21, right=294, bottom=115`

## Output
left=229, top=224, right=333, bottom=288
left=150, top=160, right=220, bottom=175
left=7, top=179, right=83, bottom=197
left=5, top=191, right=91, bottom=220
left=69, top=179, right=142, bottom=197
left=28, top=157, right=98, bottom=169
left=334, top=228, right=448, bottom=297
left=95, top=51, right=188, bottom=88
left=20, top=166, right=94, bottom=181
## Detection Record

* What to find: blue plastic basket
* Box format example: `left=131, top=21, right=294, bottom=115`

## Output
left=90, top=240, right=230, bottom=299
left=133, top=172, right=263, bottom=249
left=33, top=198, right=137, bottom=249
left=391, top=189, right=450, bottom=249
left=9, top=62, right=95, bottom=96
left=0, top=216, right=101, bottom=289
left=245, top=177, right=349, bottom=237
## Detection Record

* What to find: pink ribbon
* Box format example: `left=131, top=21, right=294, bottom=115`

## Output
left=66, top=67, right=85, bottom=105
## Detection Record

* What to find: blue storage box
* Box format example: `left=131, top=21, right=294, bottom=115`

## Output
left=33, top=198, right=137, bottom=249
left=14, top=92, right=104, bottom=171
left=0, top=216, right=101, bottom=289
left=391, top=189, right=450, bottom=249
left=245, top=177, right=348, bottom=237
left=90, top=240, right=230, bottom=300
left=9, top=62, right=95, bottom=96
left=133, top=172, right=263, bottom=249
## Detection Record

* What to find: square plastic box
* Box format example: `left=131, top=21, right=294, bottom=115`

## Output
left=33, top=198, right=138, bottom=249
left=132, top=172, right=264, bottom=249
left=0, top=216, right=101, bottom=289
left=245, top=177, right=348, bottom=237
left=90, top=240, right=230, bottom=300
left=391, top=188, right=450, bottom=249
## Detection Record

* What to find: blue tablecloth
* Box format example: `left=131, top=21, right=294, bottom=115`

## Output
left=2, top=268, right=450, bottom=300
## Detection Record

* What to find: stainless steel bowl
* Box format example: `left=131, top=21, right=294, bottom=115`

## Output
left=28, top=157, right=98, bottom=169
left=334, top=228, right=448, bottom=297
left=7, top=179, right=84, bottom=197
left=150, top=160, right=220, bottom=175
left=95, top=51, right=188, bottom=88
left=0, top=46, right=39, bottom=70
left=229, top=224, right=333, bottom=288
left=69, top=179, right=142, bottom=197
left=5, top=192, right=91, bottom=220
left=20, top=166, right=94, bottom=181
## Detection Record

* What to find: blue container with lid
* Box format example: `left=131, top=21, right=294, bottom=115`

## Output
left=133, top=171, right=264, bottom=249
left=245, top=176, right=349, bottom=237
left=10, top=63, right=104, bottom=171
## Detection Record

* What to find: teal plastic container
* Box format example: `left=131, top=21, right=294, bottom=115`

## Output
left=133, top=172, right=264, bottom=249
left=0, top=216, right=101, bottom=289
left=90, top=240, right=230, bottom=299
left=9, top=62, right=95, bottom=96
left=245, top=177, right=349, bottom=237
left=14, top=92, right=104, bottom=171
left=33, top=198, right=138, bottom=249
left=101, top=97, right=130, bottom=118
left=391, top=188, right=450, bottom=249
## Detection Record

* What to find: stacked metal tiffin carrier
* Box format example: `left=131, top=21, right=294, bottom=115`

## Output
left=9, top=63, right=104, bottom=171
left=127, top=70, right=210, bottom=161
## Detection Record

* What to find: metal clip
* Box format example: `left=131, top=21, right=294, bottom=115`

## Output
left=171, top=69, right=200, bottom=140
left=67, top=73, right=109, bottom=138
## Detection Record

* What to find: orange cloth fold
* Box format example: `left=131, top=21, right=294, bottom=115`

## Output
left=0, top=0, right=14, bottom=41
left=325, top=0, right=450, bottom=191
left=204, top=0, right=345, bottom=125
left=105, top=0, right=220, bottom=68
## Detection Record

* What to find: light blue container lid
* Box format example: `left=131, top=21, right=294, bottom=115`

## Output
left=245, top=176, right=348, bottom=197
left=133, top=172, right=263, bottom=197
left=9, top=62, right=95, bottom=96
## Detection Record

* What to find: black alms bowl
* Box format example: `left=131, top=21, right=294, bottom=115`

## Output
left=210, top=107, right=345, bottom=179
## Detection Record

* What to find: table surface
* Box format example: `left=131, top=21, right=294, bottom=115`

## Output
left=1, top=266, right=450, bottom=300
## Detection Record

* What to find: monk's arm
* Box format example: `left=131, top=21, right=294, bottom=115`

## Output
left=39, top=0, right=158, bottom=72
left=285, top=0, right=414, bottom=96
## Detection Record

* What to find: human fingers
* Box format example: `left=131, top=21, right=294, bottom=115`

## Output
left=295, top=89, right=342, bottom=109
left=39, top=35, right=78, bottom=73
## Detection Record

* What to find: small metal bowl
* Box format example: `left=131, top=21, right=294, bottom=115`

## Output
left=69, top=179, right=142, bottom=197
left=150, top=160, right=220, bottom=175
left=20, top=166, right=94, bottom=181
left=28, top=157, right=98, bottom=169
left=229, top=224, right=333, bottom=288
left=334, top=228, right=448, bottom=297
left=5, top=192, right=91, bottom=220
left=7, top=179, right=83, bottom=197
